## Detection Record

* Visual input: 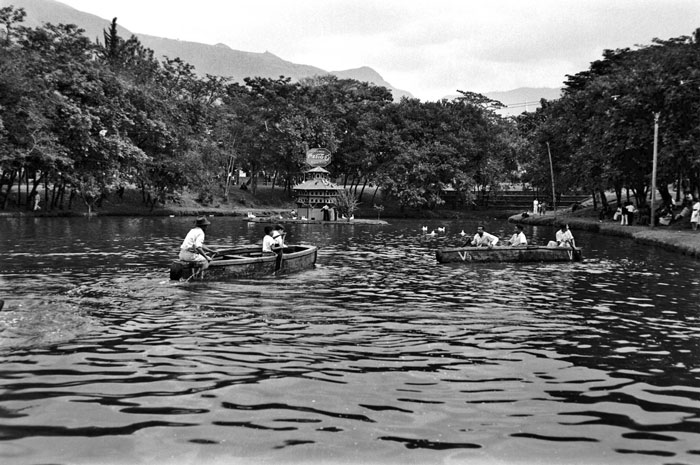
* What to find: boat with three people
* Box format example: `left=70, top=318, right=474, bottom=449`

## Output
left=436, top=245, right=583, bottom=263
left=170, top=244, right=318, bottom=281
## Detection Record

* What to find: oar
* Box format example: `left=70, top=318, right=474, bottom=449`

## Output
left=274, top=248, right=283, bottom=273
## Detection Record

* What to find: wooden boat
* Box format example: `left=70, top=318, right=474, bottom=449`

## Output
left=436, top=245, right=583, bottom=263
left=169, top=244, right=317, bottom=281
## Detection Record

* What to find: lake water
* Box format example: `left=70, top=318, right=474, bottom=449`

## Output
left=1, top=216, right=699, bottom=465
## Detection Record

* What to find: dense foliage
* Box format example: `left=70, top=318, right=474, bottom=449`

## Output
left=1, top=6, right=698, bottom=215
left=0, top=7, right=520, bottom=213
left=519, top=29, right=700, bottom=210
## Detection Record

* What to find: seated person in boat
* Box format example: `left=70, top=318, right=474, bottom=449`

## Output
left=506, top=224, right=527, bottom=247
left=272, top=224, right=288, bottom=248
left=548, top=223, right=576, bottom=248
left=179, top=217, right=216, bottom=268
left=469, top=226, right=499, bottom=248
left=262, top=226, right=280, bottom=254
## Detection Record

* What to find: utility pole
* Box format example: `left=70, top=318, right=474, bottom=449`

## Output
left=650, top=112, right=660, bottom=228
left=546, top=142, right=556, bottom=216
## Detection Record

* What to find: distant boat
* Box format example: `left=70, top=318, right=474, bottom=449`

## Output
left=170, top=244, right=317, bottom=281
left=436, top=246, right=583, bottom=263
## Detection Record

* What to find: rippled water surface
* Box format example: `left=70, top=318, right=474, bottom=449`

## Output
left=1, top=216, right=700, bottom=465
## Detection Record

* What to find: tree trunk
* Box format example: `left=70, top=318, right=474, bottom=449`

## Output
left=43, top=176, right=49, bottom=211
left=1, top=169, right=17, bottom=210
left=657, top=183, right=673, bottom=208
left=16, top=166, right=24, bottom=207
left=358, top=178, right=368, bottom=201
left=58, top=183, right=66, bottom=210
left=51, top=181, right=60, bottom=210
left=370, top=186, right=379, bottom=205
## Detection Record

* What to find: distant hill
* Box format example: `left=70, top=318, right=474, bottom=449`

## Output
left=8, top=0, right=414, bottom=100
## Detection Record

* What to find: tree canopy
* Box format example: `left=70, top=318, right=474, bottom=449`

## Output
left=2, top=5, right=697, bottom=216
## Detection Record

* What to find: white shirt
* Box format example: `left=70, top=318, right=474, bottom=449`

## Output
left=510, top=231, right=527, bottom=246
left=262, top=235, right=277, bottom=253
left=180, top=227, right=205, bottom=252
left=556, top=229, right=574, bottom=246
left=272, top=230, right=286, bottom=247
left=472, top=232, right=499, bottom=247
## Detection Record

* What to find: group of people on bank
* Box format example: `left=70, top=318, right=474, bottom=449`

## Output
left=608, top=195, right=700, bottom=229
left=466, top=223, right=576, bottom=249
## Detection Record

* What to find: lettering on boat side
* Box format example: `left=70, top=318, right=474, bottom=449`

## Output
left=458, top=251, right=472, bottom=261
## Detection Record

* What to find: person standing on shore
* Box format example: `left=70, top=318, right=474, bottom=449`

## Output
left=691, top=198, right=700, bottom=231
left=625, top=202, right=636, bottom=225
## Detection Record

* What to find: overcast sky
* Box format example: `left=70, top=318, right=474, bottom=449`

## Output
left=56, top=0, right=699, bottom=101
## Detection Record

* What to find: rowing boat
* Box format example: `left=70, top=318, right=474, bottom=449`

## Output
left=436, top=245, right=583, bottom=263
left=169, top=244, right=318, bottom=281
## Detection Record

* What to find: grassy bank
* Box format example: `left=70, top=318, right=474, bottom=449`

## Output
left=0, top=184, right=515, bottom=220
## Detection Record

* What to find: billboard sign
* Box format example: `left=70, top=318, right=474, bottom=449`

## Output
left=306, top=148, right=332, bottom=167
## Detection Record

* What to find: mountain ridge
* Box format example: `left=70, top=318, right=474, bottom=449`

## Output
left=7, top=0, right=415, bottom=99
left=7, top=0, right=561, bottom=106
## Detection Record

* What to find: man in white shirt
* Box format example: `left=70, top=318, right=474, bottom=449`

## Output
left=507, top=224, right=527, bottom=246
left=179, top=217, right=216, bottom=268
left=555, top=224, right=576, bottom=248
left=470, top=226, right=499, bottom=248
left=262, top=226, right=278, bottom=253
left=272, top=224, right=287, bottom=248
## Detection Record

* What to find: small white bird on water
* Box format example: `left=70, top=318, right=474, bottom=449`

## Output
left=460, top=230, right=466, bottom=236
left=428, top=230, right=437, bottom=237
left=437, top=227, right=445, bottom=233
left=421, top=226, right=428, bottom=232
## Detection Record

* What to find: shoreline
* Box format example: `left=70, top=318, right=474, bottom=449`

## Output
left=509, top=211, right=700, bottom=259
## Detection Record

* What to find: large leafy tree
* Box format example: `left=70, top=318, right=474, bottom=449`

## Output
left=523, top=29, right=700, bottom=212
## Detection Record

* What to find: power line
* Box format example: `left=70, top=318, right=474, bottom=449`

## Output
left=503, top=101, right=542, bottom=109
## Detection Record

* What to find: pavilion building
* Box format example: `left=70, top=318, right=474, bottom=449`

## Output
left=292, top=166, right=342, bottom=221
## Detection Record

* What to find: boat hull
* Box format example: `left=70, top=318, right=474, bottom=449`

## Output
left=436, top=246, right=583, bottom=263
left=170, top=244, right=317, bottom=280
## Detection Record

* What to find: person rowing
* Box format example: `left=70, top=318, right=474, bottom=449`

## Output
left=506, top=224, right=527, bottom=246
left=467, top=225, right=499, bottom=248
left=179, top=216, right=216, bottom=269
left=548, top=223, right=576, bottom=248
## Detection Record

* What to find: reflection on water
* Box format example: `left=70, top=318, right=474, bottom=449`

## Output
left=1, top=217, right=700, bottom=464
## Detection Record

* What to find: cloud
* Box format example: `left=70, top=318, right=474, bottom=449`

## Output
left=58, top=0, right=700, bottom=101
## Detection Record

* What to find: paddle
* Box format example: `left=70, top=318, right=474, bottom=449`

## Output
left=274, top=247, right=283, bottom=273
